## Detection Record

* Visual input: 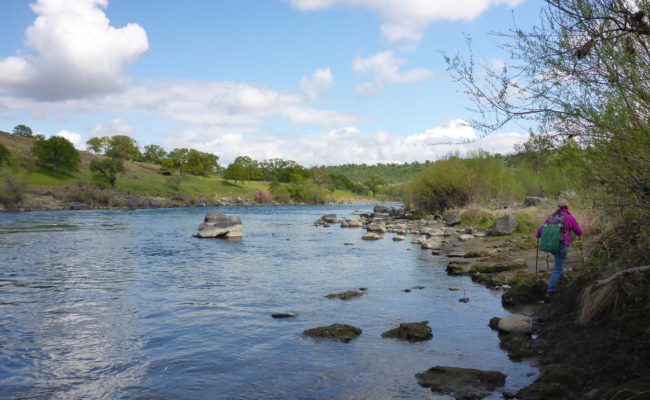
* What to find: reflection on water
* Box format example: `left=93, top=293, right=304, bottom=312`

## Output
left=0, top=206, right=537, bottom=399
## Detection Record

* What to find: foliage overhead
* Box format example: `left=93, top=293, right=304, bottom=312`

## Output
left=445, top=0, right=650, bottom=216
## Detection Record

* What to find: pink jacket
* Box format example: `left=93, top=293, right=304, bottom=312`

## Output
left=535, top=207, right=583, bottom=246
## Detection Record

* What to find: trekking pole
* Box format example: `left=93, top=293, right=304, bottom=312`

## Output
left=579, top=237, right=585, bottom=267
left=535, top=238, right=539, bottom=278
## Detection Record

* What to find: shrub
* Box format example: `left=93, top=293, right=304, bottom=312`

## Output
left=253, top=189, right=271, bottom=204
left=0, top=172, right=25, bottom=210
left=406, top=157, right=472, bottom=213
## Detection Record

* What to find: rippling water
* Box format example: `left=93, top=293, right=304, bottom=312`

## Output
left=0, top=205, right=536, bottom=399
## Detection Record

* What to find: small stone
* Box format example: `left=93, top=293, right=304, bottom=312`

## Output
left=271, top=312, right=297, bottom=319
left=458, top=297, right=470, bottom=303
left=489, top=317, right=501, bottom=330
left=403, top=288, right=412, bottom=293
left=448, top=287, right=461, bottom=291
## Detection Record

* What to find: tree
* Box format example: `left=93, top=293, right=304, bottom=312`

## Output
left=185, top=149, right=220, bottom=176
left=0, top=143, right=10, bottom=166
left=142, top=144, right=168, bottom=164
left=222, top=160, right=246, bottom=184
left=223, top=156, right=259, bottom=183
left=364, top=174, right=384, bottom=198
left=31, top=136, right=80, bottom=175
left=90, top=158, right=125, bottom=189
left=12, top=124, right=33, bottom=138
left=106, top=135, right=140, bottom=161
left=168, top=148, right=190, bottom=175
left=86, top=136, right=109, bottom=155
left=446, top=0, right=650, bottom=216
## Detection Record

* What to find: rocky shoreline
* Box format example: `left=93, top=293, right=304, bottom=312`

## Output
left=310, top=205, right=649, bottom=399
left=0, top=192, right=379, bottom=213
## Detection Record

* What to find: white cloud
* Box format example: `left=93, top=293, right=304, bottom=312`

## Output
left=159, top=118, right=526, bottom=166
left=289, top=0, right=524, bottom=43
left=0, top=0, right=148, bottom=100
left=54, top=129, right=83, bottom=148
left=91, top=119, right=134, bottom=136
left=353, top=51, right=432, bottom=95
left=300, top=68, right=334, bottom=100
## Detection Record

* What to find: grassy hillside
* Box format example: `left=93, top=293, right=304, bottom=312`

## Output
left=0, top=132, right=365, bottom=209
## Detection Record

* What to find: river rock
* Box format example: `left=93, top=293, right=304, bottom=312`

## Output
left=69, top=202, right=89, bottom=210
left=487, top=215, right=518, bottom=236
left=382, top=321, right=432, bottom=342
left=315, top=214, right=337, bottom=226
left=393, top=235, right=405, bottom=241
left=489, top=317, right=502, bottom=331
left=303, top=323, right=362, bottom=343
left=415, top=366, right=506, bottom=399
left=421, top=239, right=442, bottom=250
left=362, top=232, right=382, bottom=240
left=458, top=234, right=474, bottom=242
left=340, top=219, right=363, bottom=228
left=446, top=260, right=471, bottom=276
left=498, top=314, right=532, bottom=334
left=444, top=214, right=461, bottom=227
left=325, top=290, right=365, bottom=300
left=366, top=222, right=387, bottom=233
left=194, top=211, right=243, bottom=238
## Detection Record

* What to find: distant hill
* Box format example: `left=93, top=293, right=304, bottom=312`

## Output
left=0, top=131, right=366, bottom=211
left=323, top=162, right=425, bottom=184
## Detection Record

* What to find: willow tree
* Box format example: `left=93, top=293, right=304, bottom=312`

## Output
left=447, top=0, right=649, bottom=214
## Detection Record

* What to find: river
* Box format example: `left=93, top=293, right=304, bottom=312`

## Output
left=0, top=205, right=536, bottom=399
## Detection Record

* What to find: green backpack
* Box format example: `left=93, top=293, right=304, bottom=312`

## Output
left=539, top=213, right=565, bottom=253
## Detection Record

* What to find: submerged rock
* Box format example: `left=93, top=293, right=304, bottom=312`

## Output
left=415, top=366, right=506, bottom=399
left=194, top=211, right=243, bottom=238
left=303, top=323, right=362, bottom=343
left=325, top=290, right=365, bottom=300
left=271, top=312, right=297, bottom=319
left=382, top=321, right=433, bottom=342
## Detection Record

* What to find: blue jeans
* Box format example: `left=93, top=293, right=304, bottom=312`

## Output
left=548, top=245, right=568, bottom=293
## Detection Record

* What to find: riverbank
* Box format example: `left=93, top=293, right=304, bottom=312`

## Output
left=348, top=205, right=650, bottom=399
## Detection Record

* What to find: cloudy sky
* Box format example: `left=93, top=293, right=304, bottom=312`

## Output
left=0, top=0, right=541, bottom=165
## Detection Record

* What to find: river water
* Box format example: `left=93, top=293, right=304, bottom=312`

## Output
left=0, top=205, right=536, bottom=399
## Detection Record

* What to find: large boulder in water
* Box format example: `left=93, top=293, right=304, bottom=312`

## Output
left=194, top=211, right=243, bottom=238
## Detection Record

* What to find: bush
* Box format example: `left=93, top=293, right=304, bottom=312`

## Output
left=406, top=157, right=472, bottom=213
left=253, top=189, right=271, bottom=204
left=0, top=172, right=25, bottom=210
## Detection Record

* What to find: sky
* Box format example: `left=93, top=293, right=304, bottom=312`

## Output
left=0, top=0, right=543, bottom=165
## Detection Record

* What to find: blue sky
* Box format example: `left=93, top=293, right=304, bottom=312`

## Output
left=0, top=0, right=542, bottom=165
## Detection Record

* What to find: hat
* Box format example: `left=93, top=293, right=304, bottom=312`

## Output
left=558, top=198, right=570, bottom=208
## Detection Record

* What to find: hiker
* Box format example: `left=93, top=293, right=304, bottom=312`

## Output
left=535, top=199, right=583, bottom=294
